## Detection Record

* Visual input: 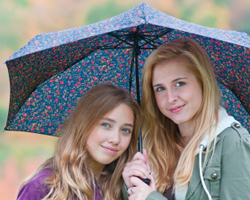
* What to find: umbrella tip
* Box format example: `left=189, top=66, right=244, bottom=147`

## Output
left=141, top=2, right=148, bottom=7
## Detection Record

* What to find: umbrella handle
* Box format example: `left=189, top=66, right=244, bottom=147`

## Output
left=138, top=131, right=150, bottom=185
left=138, top=177, right=150, bottom=185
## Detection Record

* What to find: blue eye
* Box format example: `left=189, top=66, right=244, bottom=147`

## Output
left=101, top=123, right=110, bottom=128
left=176, top=82, right=185, bottom=87
left=122, top=128, right=132, bottom=134
left=156, top=87, right=164, bottom=92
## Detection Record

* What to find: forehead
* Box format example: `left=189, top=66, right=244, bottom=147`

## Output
left=153, top=59, right=192, bottom=80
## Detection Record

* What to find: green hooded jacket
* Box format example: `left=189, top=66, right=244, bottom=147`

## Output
left=122, top=109, right=250, bottom=200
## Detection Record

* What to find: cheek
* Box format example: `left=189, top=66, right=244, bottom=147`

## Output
left=154, top=93, right=161, bottom=105
left=155, top=93, right=165, bottom=110
left=86, top=131, right=103, bottom=146
left=121, top=136, right=132, bottom=150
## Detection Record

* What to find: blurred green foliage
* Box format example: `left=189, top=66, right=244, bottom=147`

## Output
left=213, top=0, right=233, bottom=7
left=0, top=1, right=24, bottom=52
left=177, top=0, right=218, bottom=28
left=0, top=105, right=7, bottom=133
left=14, top=0, right=29, bottom=7
left=0, top=138, right=54, bottom=167
left=231, top=11, right=250, bottom=34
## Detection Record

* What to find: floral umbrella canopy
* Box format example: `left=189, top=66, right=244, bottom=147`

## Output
left=5, top=3, right=250, bottom=136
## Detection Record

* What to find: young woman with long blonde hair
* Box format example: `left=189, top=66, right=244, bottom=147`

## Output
left=122, top=39, right=250, bottom=200
left=17, top=83, right=141, bottom=200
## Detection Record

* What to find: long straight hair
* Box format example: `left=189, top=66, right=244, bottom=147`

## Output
left=19, top=84, right=141, bottom=200
left=141, top=39, right=220, bottom=192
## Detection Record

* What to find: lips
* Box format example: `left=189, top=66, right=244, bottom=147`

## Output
left=101, top=146, right=118, bottom=154
left=169, top=105, right=185, bottom=113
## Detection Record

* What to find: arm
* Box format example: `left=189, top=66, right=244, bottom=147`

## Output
left=220, top=127, right=250, bottom=199
left=17, top=170, right=51, bottom=200
left=17, top=181, right=48, bottom=200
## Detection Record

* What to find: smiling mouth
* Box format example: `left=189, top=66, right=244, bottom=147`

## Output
left=102, top=146, right=118, bottom=154
left=170, top=105, right=185, bottom=113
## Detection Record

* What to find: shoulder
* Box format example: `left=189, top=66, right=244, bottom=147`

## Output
left=17, top=169, right=52, bottom=200
left=220, top=122, right=249, bottom=137
left=217, top=122, right=250, bottom=154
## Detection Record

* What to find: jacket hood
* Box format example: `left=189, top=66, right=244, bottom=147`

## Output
left=196, top=106, right=239, bottom=155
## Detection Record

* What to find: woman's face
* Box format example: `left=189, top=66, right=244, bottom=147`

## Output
left=86, top=103, right=134, bottom=172
left=152, top=59, right=202, bottom=129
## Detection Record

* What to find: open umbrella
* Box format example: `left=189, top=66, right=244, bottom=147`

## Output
left=5, top=3, right=250, bottom=142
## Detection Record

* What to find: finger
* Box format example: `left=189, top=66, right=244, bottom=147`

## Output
left=131, top=152, right=147, bottom=163
left=123, top=168, right=149, bottom=187
left=149, top=172, right=156, bottom=189
left=127, top=168, right=149, bottom=180
left=142, top=149, right=150, bottom=170
left=124, top=162, right=148, bottom=174
left=131, top=175, right=156, bottom=191
left=129, top=177, right=156, bottom=200
left=130, top=176, right=148, bottom=187
left=127, top=159, right=148, bottom=167
left=123, top=161, right=150, bottom=178
left=142, top=149, right=152, bottom=178
left=127, top=187, right=136, bottom=196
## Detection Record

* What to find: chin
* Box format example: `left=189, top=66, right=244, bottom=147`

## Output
left=172, top=118, right=185, bottom=125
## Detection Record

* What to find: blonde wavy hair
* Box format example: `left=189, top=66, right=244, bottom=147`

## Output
left=141, top=38, right=220, bottom=192
left=19, top=84, right=141, bottom=200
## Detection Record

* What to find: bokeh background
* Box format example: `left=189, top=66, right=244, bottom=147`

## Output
left=0, top=0, right=249, bottom=199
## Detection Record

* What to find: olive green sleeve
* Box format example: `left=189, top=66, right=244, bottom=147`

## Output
left=121, top=184, right=129, bottom=200
left=121, top=184, right=168, bottom=200
left=146, top=191, right=168, bottom=200
left=220, top=125, right=250, bottom=199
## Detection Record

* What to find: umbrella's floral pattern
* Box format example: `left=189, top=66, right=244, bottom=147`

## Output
left=5, top=3, right=250, bottom=135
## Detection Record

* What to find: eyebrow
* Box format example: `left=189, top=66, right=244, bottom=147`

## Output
left=102, top=118, right=134, bottom=128
left=152, top=77, right=187, bottom=87
left=173, top=77, right=187, bottom=82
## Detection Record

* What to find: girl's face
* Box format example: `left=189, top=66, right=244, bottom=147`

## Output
left=86, top=103, right=134, bottom=172
left=152, top=59, right=202, bottom=130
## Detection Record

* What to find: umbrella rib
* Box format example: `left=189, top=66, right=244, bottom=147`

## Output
left=100, top=47, right=132, bottom=50
left=107, top=27, right=172, bottom=49
left=140, top=47, right=156, bottom=50
left=139, top=29, right=173, bottom=47
left=108, top=33, right=133, bottom=47
left=138, top=35, right=158, bottom=48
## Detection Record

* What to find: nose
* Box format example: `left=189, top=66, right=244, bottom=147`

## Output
left=166, top=89, right=177, bottom=103
left=108, top=130, right=120, bottom=144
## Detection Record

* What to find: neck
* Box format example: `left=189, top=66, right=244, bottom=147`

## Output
left=94, top=171, right=102, bottom=182
left=87, top=158, right=104, bottom=181
left=178, top=123, right=194, bottom=146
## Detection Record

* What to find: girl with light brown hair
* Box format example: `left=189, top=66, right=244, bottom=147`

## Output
left=122, top=39, right=250, bottom=200
left=17, top=83, right=141, bottom=200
